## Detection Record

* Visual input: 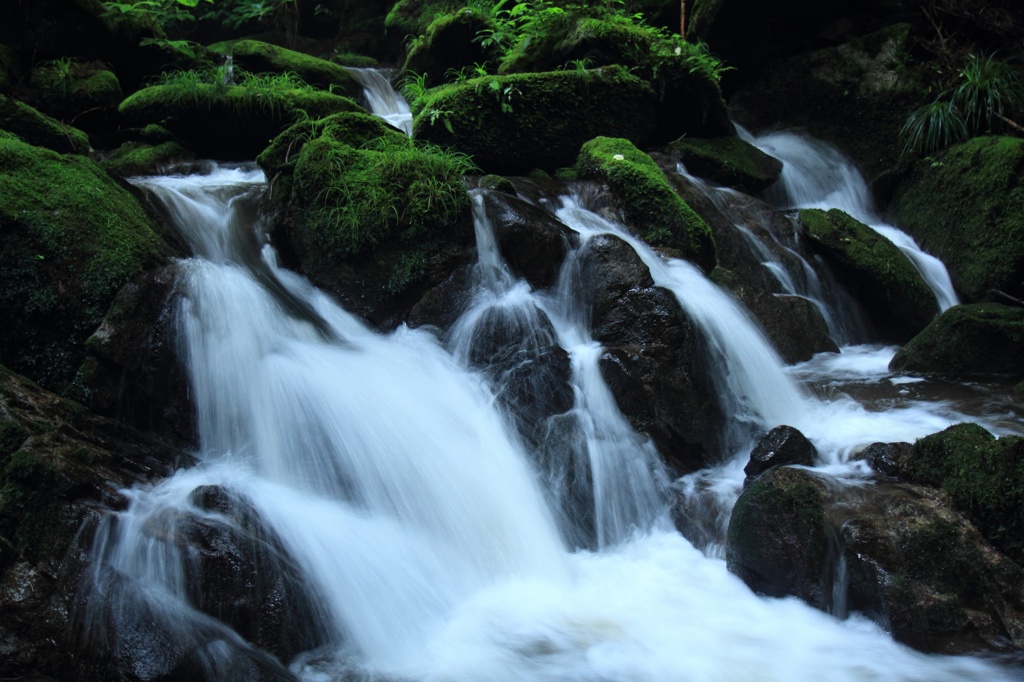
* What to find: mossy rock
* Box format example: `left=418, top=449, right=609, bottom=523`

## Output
left=725, top=466, right=832, bottom=609
left=100, top=140, right=194, bottom=177
left=799, top=207, right=938, bottom=341
left=729, top=24, right=928, bottom=179
left=208, top=39, right=362, bottom=98
left=889, top=136, right=1024, bottom=302
left=667, top=136, right=783, bottom=193
left=576, top=136, right=716, bottom=272
left=259, top=112, right=475, bottom=327
left=890, top=303, right=1024, bottom=380
left=0, top=136, right=168, bottom=392
left=0, top=95, right=89, bottom=155
left=497, top=14, right=733, bottom=141
left=899, top=423, right=1024, bottom=566
left=27, top=59, right=122, bottom=121
left=401, top=8, right=494, bottom=88
left=119, top=82, right=363, bottom=159
left=412, top=66, right=659, bottom=174
left=385, top=0, right=459, bottom=39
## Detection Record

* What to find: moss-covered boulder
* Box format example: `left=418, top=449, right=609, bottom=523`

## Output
left=729, top=24, right=928, bottom=179
left=0, top=95, right=89, bottom=154
left=0, top=136, right=170, bottom=393
left=100, top=140, right=195, bottom=177
left=893, top=423, right=1024, bottom=566
left=208, top=39, right=362, bottom=98
left=28, top=59, right=122, bottom=120
left=385, top=0, right=459, bottom=39
left=726, top=466, right=833, bottom=609
left=576, top=137, right=716, bottom=272
left=890, top=303, right=1024, bottom=381
left=667, top=136, right=783, bottom=193
left=402, top=8, right=495, bottom=88
left=258, top=112, right=475, bottom=327
left=119, top=80, right=363, bottom=160
left=889, top=136, right=1024, bottom=302
left=411, top=66, right=659, bottom=174
left=799, top=208, right=938, bottom=341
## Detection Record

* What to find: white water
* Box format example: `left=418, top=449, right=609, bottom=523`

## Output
left=79, top=167, right=1024, bottom=681
left=749, top=129, right=959, bottom=311
left=344, top=67, right=414, bottom=136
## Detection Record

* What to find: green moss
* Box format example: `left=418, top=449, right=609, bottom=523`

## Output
left=668, top=136, right=782, bottom=193
left=119, top=81, right=363, bottom=159
left=890, top=303, right=1024, bottom=379
left=257, top=111, right=405, bottom=174
left=402, top=8, right=493, bottom=89
left=890, top=135, right=1024, bottom=301
left=29, top=61, right=122, bottom=117
left=0, top=95, right=89, bottom=155
left=385, top=0, right=459, bottom=38
left=0, top=136, right=164, bottom=391
left=412, top=66, right=659, bottom=174
left=333, top=53, right=379, bottom=68
left=208, top=39, right=361, bottom=98
left=577, top=136, right=715, bottom=272
left=799, top=208, right=938, bottom=338
left=102, top=140, right=193, bottom=177
left=907, top=423, right=1024, bottom=564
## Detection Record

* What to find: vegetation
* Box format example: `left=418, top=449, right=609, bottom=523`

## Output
left=0, top=95, right=90, bottom=155
left=900, top=53, right=1024, bottom=156
left=576, top=136, right=715, bottom=272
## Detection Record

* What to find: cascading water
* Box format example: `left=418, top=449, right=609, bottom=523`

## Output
left=344, top=67, right=414, bottom=136
left=80, top=164, right=1022, bottom=682
left=748, top=129, right=960, bottom=311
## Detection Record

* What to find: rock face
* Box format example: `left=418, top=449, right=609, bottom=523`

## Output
left=0, top=135, right=172, bottom=394
left=577, top=137, right=716, bottom=273
left=727, top=426, right=1024, bottom=656
left=799, top=207, right=938, bottom=342
left=258, top=112, right=475, bottom=329
left=412, top=66, right=659, bottom=174
left=0, top=364, right=187, bottom=681
left=482, top=189, right=577, bottom=290
left=583, top=234, right=723, bottom=474
left=890, top=303, right=1024, bottom=381
left=889, top=136, right=1024, bottom=302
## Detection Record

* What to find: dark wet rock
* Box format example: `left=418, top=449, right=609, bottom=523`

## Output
left=726, top=466, right=834, bottom=610
left=712, top=268, right=839, bottom=363
left=584, top=235, right=723, bottom=473
left=799, top=208, right=938, bottom=342
left=476, top=174, right=517, bottom=195
left=744, top=425, right=819, bottom=483
left=482, top=190, right=577, bottom=290
left=860, top=441, right=911, bottom=478
left=889, top=136, right=1024, bottom=302
left=890, top=303, right=1024, bottom=381
left=0, top=364, right=187, bottom=681
left=406, top=265, right=475, bottom=334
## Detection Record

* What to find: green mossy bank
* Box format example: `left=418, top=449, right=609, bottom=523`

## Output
left=259, top=112, right=475, bottom=326
left=0, top=95, right=89, bottom=155
left=411, top=66, right=658, bottom=174
left=799, top=208, right=938, bottom=341
left=577, top=136, right=716, bottom=272
left=0, top=136, right=167, bottom=392
left=890, top=303, right=1024, bottom=380
left=889, top=136, right=1024, bottom=302
left=119, top=82, right=363, bottom=160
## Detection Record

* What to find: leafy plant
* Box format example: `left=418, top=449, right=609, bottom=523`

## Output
left=900, top=99, right=968, bottom=156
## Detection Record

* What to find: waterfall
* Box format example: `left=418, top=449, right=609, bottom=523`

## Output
left=747, top=129, right=960, bottom=311
left=344, top=67, right=413, bottom=136
left=79, top=164, right=1021, bottom=679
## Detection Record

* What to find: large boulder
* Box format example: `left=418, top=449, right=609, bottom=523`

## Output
left=401, top=8, right=495, bottom=88
left=584, top=234, right=723, bottom=474
left=799, top=207, right=938, bottom=342
left=888, top=135, right=1024, bottom=302
left=0, top=136, right=173, bottom=394
left=208, top=39, right=362, bottom=98
left=666, top=136, right=783, bottom=193
left=119, top=79, right=364, bottom=160
left=890, top=303, right=1024, bottom=381
left=26, top=59, right=122, bottom=135
left=0, top=364, right=187, bottom=681
left=258, top=112, right=475, bottom=328
left=576, top=137, right=716, bottom=273
left=0, top=95, right=89, bottom=154
left=411, top=66, right=659, bottom=174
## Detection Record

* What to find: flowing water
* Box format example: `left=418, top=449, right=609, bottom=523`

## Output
left=78, top=163, right=1024, bottom=681
left=344, top=67, right=414, bottom=136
